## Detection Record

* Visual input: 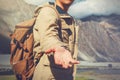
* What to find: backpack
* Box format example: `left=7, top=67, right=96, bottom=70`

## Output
left=10, top=3, right=59, bottom=80
left=10, top=16, right=36, bottom=80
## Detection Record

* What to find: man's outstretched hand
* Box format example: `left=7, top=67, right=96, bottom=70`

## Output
left=45, top=46, right=79, bottom=68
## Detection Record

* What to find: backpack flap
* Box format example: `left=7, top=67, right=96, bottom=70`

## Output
left=16, top=18, right=36, bottom=28
left=14, top=18, right=36, bottom=42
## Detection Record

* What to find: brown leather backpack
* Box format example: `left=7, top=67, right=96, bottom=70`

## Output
left=10, top=3, right=59, bottom=80
left=10, top=17, right=36, bottom=80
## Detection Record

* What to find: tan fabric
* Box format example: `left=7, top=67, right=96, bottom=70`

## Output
left=32, top=4, right=78, bottom=80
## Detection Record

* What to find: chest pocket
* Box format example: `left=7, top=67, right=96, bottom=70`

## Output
left=60, top=18, right=73, bottom=43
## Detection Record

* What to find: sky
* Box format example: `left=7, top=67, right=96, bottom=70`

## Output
left=24, top=0, right=120, bottom=19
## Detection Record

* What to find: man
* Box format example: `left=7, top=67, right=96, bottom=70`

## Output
left=33, top=0, right=79, bottom=80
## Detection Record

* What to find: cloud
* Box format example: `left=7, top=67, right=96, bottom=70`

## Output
left=24, top=0, right=120, bottom=18
left=24, top=0, right=54, bottom=5
left=24, top=0, right=83, bottom=5
left=68, top=0, right=120, bottom=18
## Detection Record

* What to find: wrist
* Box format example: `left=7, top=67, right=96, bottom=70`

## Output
left=45, top=46, right=70, bottom=54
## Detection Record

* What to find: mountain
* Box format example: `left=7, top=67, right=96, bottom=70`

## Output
left=0, top=0, right=120, bottom=62
left=77, top=14, right=120, bottom=62
left=0, top=0, right=36, bottom=54
left=81, top=14, right=120, bottom=27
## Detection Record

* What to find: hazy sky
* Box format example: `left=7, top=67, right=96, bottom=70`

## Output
left=24, top=0, right=120, bottom=18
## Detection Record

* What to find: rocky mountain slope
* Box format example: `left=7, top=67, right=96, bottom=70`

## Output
left=77, top=15, right=120, bottom=62
left=0, top=0, right=36, bottom=53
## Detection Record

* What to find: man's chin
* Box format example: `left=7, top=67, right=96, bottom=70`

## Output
left=64, top=0, right=74, bottom=5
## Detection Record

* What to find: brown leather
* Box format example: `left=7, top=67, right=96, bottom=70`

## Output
left=10, top=8, right=36, bottom=80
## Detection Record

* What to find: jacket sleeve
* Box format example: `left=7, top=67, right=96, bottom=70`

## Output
left=33, top=7, right=68, bottom=52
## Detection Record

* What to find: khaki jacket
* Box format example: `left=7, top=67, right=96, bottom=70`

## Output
left=33, top=3, right=78, bottom=67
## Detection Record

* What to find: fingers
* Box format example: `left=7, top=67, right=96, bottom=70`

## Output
left=54, top=56, right=79, bottom=68
left=62, top=61, right=71, bottom=69
left=61, top=59, right=79, bottom=69
left=54, top=57, right=78, bottom=68
left=70, top=59, right=80, bottom=64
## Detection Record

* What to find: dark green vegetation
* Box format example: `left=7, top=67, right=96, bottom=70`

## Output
left=0, top=75, right=93, bottom=80
left=0, top=75, right=16, bottom=80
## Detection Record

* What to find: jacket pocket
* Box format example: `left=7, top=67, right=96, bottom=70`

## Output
left=61, top=19, right=72, bottom=43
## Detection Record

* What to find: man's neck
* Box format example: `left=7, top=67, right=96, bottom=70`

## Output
left=55, top=2, right=70, bottom=12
